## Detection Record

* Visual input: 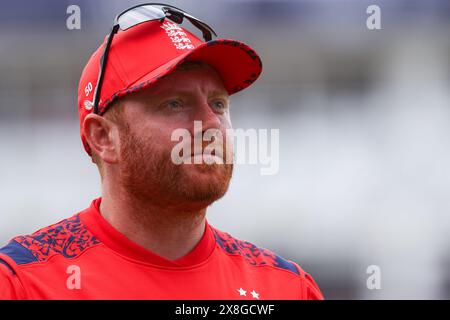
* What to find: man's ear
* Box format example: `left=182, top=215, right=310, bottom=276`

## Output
left=83, top=114, right=120, bottom=164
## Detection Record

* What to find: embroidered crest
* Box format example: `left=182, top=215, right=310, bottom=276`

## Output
left=161, top=21, right=194, bottom=50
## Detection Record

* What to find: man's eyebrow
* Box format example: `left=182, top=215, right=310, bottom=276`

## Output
left=147, top=88, right=229, bottom=98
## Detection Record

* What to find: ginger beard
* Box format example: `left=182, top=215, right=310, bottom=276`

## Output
left=118, top=121, right=234, bottom=209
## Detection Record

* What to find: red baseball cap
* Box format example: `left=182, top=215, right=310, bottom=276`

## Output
left=77, top=19, right=263, bottom=155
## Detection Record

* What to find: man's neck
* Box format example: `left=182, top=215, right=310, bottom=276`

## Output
left=99, top=191, right=207, bottom=261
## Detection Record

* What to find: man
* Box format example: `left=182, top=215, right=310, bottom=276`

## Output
left=0, top=4, right=323, bottom=300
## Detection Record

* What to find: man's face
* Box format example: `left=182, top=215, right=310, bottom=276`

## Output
left=114, top=64, right=234, bottom=210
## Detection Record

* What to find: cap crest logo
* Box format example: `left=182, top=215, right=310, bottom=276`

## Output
left=161, top=21, right=194, bottom=50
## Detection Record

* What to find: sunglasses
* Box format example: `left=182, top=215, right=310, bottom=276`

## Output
left=92, top=3, right=217, bottom=115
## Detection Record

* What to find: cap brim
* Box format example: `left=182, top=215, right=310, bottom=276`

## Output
left=102, top=39, right=262, bottom=112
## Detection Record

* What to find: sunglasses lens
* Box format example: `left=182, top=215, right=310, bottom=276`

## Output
left=118, top=5, right=166, bottom=30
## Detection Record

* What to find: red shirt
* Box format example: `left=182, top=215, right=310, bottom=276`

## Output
left=0, top=198, right=323, bottom=300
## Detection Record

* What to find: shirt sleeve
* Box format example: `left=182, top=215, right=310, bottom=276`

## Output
left=292, top=261, right=324, bottom=300
left=0, top=259, right=26, bottom=300
left=303, top=272, right=324, bottom=300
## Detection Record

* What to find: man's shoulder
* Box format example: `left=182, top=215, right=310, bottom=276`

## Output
left=211, top=226, right=324, bottom=299
left=0, top=213, right=100, bottom=268
left=210, top=226, right=304, bottom=277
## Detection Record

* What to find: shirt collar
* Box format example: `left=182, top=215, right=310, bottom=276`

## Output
left=79, top=198, right=216, bottom=268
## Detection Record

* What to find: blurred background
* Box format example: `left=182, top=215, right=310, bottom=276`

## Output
left=0, top=0, right=449, bottom=299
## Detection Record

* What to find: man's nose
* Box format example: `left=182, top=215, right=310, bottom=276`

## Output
left=190, top=100, right=222, bottom=134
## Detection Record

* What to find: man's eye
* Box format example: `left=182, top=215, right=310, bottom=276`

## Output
left=211, top=100, right=227, bottom=110
left=166, top=100, right=183, bottom=109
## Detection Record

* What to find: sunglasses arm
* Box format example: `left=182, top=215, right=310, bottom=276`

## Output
left=93, top=24, right=120, bottom=114
left=185, top=17, right=215, bottom=42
